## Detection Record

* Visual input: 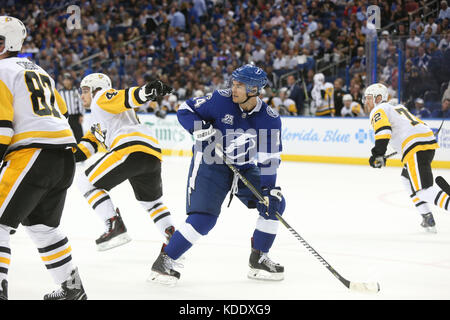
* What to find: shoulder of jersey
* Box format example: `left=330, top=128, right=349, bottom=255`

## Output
left=376, top=102, right=393, bottom=110
left=263, top=101, right=280, bottom=119
left=370, top=102, right=390, bottom=117
left=92, top=88, right=113, bottom=106
left=0, top=58, right=46, bottom=83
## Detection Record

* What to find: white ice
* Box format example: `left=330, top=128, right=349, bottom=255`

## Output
left=7, top=156, right=450, bottom=300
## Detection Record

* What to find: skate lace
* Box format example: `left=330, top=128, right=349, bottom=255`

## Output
left=258, top=253, right=277, bottom=270
left=163, top=254, right=184, bottom=270
left=47, top=287, right=66, bottom=299
left=104, top=218, right=114, bottom=233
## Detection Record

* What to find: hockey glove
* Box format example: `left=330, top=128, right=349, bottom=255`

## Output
left=91, top=123, right=107, bottom=149
left=139, top=80, right=173, bottom=101
left=192, top=122, right=216, bottom=141
left=257, top=187, right=286, bottom=218
left=369, top=155, right=385, bottom=168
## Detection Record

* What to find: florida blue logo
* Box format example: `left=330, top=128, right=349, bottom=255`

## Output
left=355, top=129, right=368, bottom=144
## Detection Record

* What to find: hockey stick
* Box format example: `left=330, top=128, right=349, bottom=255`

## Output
left=215, top=143, right=380, bottom=294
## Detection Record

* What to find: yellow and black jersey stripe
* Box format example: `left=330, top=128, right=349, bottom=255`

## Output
left=84, top=140, right=162, bottom=185
left=54, top=89, right=69, bottom=118
left=401, top=132, right=439, bottom=163
left=371, top=108, right=392, bottom=141
left=5, top=129, right=76, bottom=156
left=315, top=107, right=335, bottom=116
left=73, top=131, right=101, bottom=162
left=96, top=87, right=145, bottom=114
left=0, top=79, right=14, bottom=159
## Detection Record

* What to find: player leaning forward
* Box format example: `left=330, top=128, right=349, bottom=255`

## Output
left=150, top=64, right=286, bottom=285
left=0, top=16, right=86, bottom=300
left=74, top=73, right=176, bottom=251
left=365, top=83, right=450, bottom=232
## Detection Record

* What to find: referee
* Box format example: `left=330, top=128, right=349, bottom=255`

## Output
left=60, top=73, right=84, bottom=142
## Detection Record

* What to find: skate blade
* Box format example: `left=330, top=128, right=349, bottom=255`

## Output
left=247, top=268, right=284, bottom=281
left=423, top=226, right=437, bottom=234
left=97, top=233, right=132, bottom=251
left=147, top=271, right=178, bottom=287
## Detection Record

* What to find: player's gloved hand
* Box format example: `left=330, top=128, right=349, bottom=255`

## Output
left=155, top=108, right=167, bottom=119
left=369, top=155, right=385, bottom=168
left=91, top=123, right=107, bottom=148
left=192, top=122, right=216, bottom=141
left=141, top=80, right=173, bottom=101
left=257, top=187, right=286, bottom=218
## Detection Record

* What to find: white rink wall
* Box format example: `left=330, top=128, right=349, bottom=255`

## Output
left=83, top=114, right=450, bottom=168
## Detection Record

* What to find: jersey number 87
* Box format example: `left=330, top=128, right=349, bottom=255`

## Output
left=24, top=71, right=61, bottom=118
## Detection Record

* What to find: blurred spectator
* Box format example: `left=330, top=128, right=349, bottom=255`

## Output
left=410, top=14, right=425, bottom=32
left=348, top=58, right=365, bottom=79
left=286, top=74, right=304, bottom=115
left=341, top=94, right=365, bottom=117
left=406, top=29, right=421, bottom=49
left=431, top=97, right=450, bottom=117
left=413, top=46, right=431, bottom=70
left=271, top=87, right=296, bottom=116
left=438, top=1, right=450, bottom=21
left=333, top=78, right=345, bottom=117
left=1, top=0, right=446, bottom=119
left=411, top=98, right=432, bottom=118
left=424, top=16, right=438, bottom=36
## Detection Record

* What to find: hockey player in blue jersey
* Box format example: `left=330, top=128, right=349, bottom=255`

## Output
left=149, top=65, right=287, bottom=285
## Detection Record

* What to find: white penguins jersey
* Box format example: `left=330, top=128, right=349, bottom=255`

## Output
left=0, top=57, right=76, bottom=157
left=369, top=102, right=438, bottom=163
left=341, top=101, right=365, bottom=117
left=83, top=87, right=161, bottom=160
left=311, top=82, right=334, bottom=116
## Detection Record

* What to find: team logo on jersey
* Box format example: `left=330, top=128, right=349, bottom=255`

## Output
left=218, top=89, right=232, bottom=97
left=266, top=106, right=279, bottom=118
left=221, top=114, right=234, bottom=125
left=223, top=131, right=257, bottom=165
left=16, top=61, right=39, bottom=70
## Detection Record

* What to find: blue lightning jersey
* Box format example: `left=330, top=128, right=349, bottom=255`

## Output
left=177, top=89, right=282, bottom=188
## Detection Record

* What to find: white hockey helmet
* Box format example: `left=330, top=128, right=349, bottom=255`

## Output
left=313, top=73, right=325, bottom=85
left=388, top=98, right=399, bottom=105
left=80, top=73, right=112, bottom=96
left=193, top=89, right=204, bottom=97
left=363, top=83, right=388, bottom=105
left=0, top=16, right=27, bottom=55
left=168, top=94, right=177, bottom=103
left=343, top=94, right=353, bottom=102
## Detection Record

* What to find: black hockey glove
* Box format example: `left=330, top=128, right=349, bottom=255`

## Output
left=256, top=187, right=286, bottom=218
left=141, top=80, right=173, bottom=101
left=369, top=155, right=385, bottom=168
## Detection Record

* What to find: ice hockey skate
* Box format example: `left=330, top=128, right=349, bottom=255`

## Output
left=44, top=268, right=87, bottom=300
left=421, top=213, right=437, bottom=233
left=148, top=251, right=181, bottom=286
left=96, top=208, right=131, bottom=251
left=248, top=248, right=284, bottom=281
left=0, top=279, right=7, bottom=300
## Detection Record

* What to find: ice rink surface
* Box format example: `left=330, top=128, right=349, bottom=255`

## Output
left=6, top=156, right=450, bottom=300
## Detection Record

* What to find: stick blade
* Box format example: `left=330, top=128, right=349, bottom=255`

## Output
left=349, top=281, right=380, bottom=294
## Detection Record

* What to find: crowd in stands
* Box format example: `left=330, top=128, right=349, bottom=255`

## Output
left=1, top=0, right=449, bottom=118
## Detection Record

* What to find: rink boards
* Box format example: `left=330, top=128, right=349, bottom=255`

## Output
left=83, top=114, right=450, bottom=169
